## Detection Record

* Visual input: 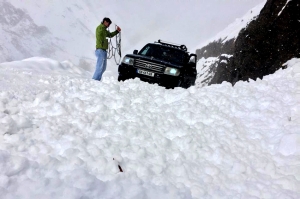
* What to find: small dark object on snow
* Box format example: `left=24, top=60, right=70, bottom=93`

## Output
left=118, top=165, right=123, bottom=172
left=113, top=158, right=123, bottom=172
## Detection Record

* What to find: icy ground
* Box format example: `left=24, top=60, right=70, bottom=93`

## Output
left=0, top=57, right=300, bottom=198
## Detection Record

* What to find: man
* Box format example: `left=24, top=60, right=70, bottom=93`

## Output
left=92, top=17, right=121, bottom=81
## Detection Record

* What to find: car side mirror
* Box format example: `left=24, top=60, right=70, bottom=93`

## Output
left=188, top=54, right=197, bottom=64
left=133, top=50, right=138, bottom=54
left=189, top=54, right=197, bottom=63
left=188, top=54, right=197, bottom=67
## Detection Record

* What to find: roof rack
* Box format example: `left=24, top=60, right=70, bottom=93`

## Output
left=156, top=39, right=187, bottom=51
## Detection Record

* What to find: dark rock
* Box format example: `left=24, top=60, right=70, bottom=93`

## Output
left=232, top=0, right=300, bottom=82
left=209, top=55, right=234, bottom=85
left=196, top=38, right=235, bottom=59
left=197, top=0, right=300, bottom=85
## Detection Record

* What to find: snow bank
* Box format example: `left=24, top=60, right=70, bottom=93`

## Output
left=0, top=57, right=300, bottom=198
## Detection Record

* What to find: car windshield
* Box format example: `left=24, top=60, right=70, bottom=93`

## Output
left=139, top=44, right=187, bottom=65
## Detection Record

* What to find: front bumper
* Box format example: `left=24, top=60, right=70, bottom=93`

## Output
left=118, top=64, right=181, bottom=88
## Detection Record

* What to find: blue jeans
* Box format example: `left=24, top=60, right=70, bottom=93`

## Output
left=92, top=49, right=107, bottom=81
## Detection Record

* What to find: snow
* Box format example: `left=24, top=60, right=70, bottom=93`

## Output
left=0, top=57, right=300, bottom=198
left=278, top=0, right=292, bottom=16
left=195, top=57, right=219, bottom=87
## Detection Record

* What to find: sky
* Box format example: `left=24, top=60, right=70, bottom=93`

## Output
left=95, top=0, right=266, bottom=55
left=0, top=56, right=300, bottom=198
left=102, top=0, right=266, bottom=51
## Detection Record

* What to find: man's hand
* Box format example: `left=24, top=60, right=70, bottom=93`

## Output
left=117, top=26, right=121, bottom=32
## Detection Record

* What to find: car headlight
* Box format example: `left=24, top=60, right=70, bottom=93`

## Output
left=164, top=67, right=180, bottom=76
left=122, top=56, right=134, bottom=65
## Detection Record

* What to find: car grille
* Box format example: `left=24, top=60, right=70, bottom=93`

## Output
left=134, top=59, right=165, bottom=73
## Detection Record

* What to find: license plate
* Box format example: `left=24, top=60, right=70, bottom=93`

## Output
left=137, top=69, right=155, bottom=77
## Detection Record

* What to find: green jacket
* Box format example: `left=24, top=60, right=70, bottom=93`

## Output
left=96, top=24, right=119, bottom=50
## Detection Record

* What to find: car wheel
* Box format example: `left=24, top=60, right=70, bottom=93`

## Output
left=118, top=75, right=132, bottom=82
left=181, top=79, right=192, bottom=89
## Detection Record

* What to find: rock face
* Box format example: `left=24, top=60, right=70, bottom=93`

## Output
left=199, top=0, right=300, bottom=85
left=232, top=0, right=300, bottom=82
left=196, top=39, right=235, bottom=59
left=195, top=39, right=235, bottom=86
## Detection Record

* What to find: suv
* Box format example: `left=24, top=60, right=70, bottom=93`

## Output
left=118, top=40, right=197, bottom=88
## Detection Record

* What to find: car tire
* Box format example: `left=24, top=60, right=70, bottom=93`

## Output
left=118, top=75, right=131, bottom=82
left=181, top=79, right=192, bottom=89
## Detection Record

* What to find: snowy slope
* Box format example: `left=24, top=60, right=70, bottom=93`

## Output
left=0, top=1, right=57, bottom=62
left=1, top=57, right=300, bottom=198
left=195, top=56, right=219, bottom=87
left=0, top=0, right=100, bottom=71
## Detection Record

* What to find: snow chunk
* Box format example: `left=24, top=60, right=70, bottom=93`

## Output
left=278, top=134, right=300, bottom=156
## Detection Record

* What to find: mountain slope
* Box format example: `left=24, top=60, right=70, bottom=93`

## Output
left=230, top=0, right=300, bottom=82
left=196, top=0, right=300, bottom=87
left=0, top=1, right=57, bottom=62
left=0, top=0, right=100, bottom=73
left=195, top=1, right=266, bottom=87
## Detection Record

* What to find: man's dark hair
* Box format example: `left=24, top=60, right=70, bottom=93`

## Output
left=102, top=17, right=112, bottom=24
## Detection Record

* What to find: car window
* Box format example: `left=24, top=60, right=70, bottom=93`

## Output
left=140, top=46, right=151, bottom=56
left=139, top=44, right=187, bottom=65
